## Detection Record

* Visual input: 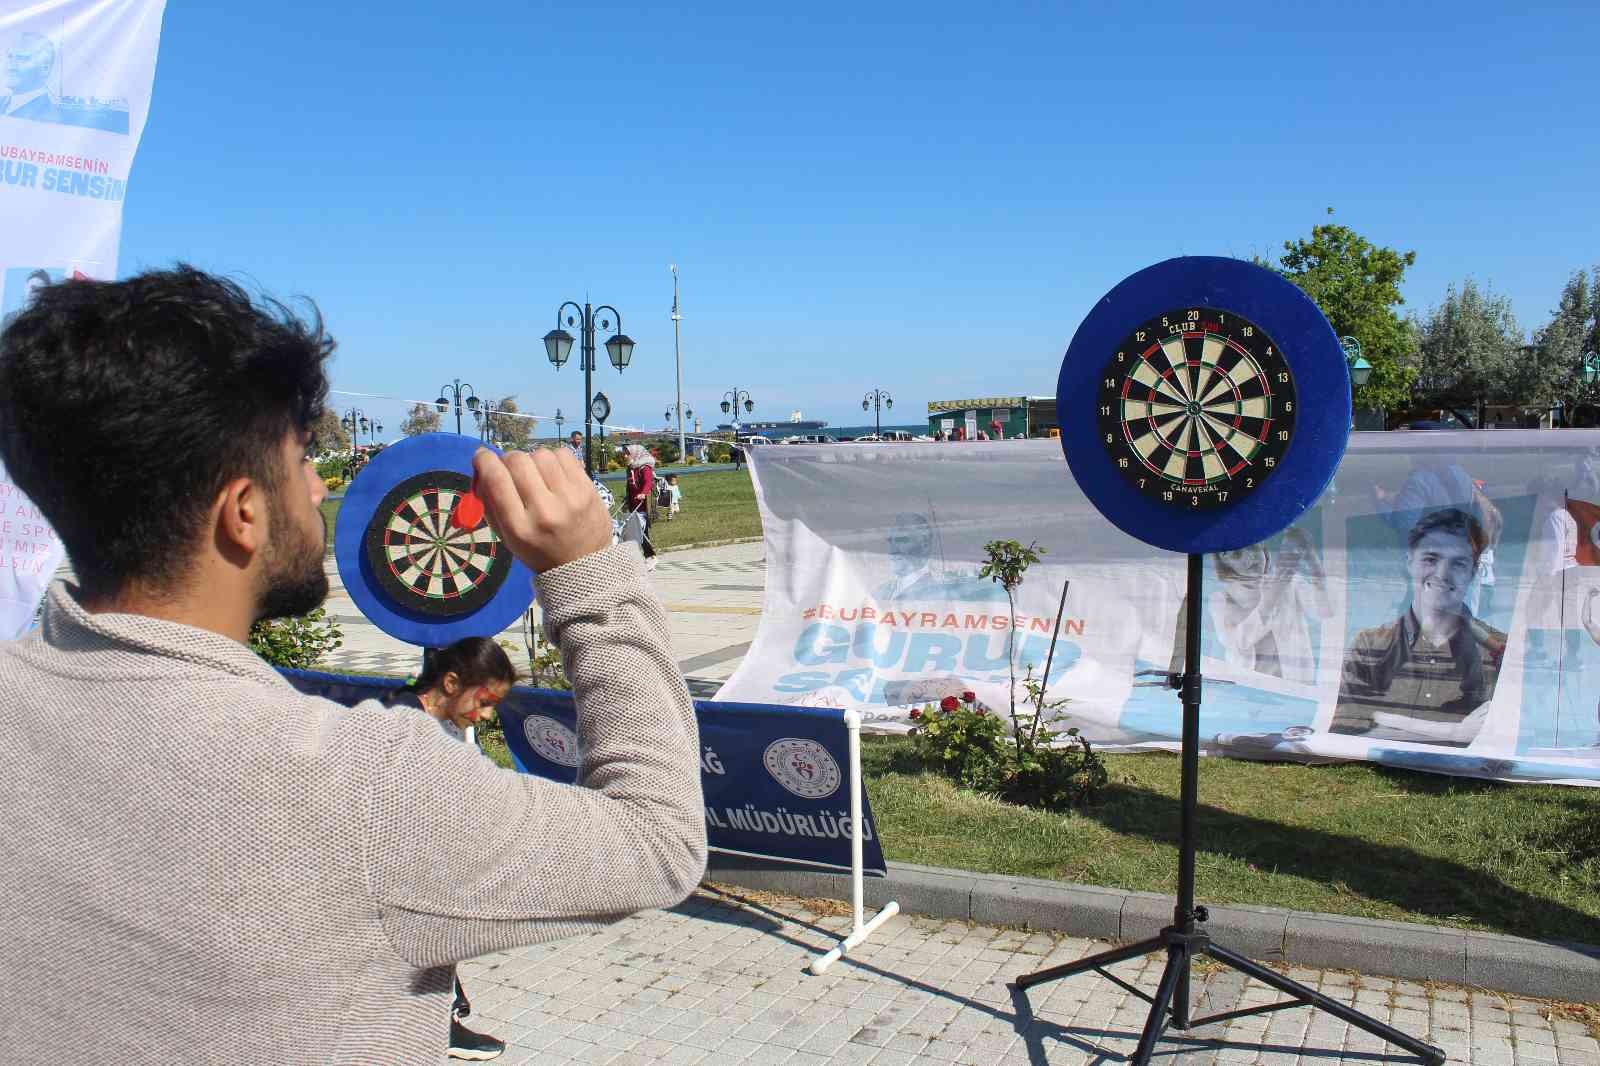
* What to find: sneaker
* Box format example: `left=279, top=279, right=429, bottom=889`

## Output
left=448, top=1019, right=505, bottom=1061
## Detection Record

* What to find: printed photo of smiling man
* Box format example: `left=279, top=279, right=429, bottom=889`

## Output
left=1330, top=507, right=1507, bottom=747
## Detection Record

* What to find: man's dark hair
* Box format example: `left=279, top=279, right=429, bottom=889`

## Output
left=412, top=636, right=516, bottom=693
left=1406, top=507, right=1486, bottom=561
left=0, top=266, right=332, bottom=598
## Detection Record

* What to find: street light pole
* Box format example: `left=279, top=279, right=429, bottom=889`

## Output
left=434, top=379, right=479, bottom=435
left=337, top=404, right=374, bottom=473
left=671, top=264, right=686, bottom=468
left=862, top=388, right=894, bottom=438
left=544, top=302, right=635, bottom=477
left=720, top=388, right=755, bottom=442
left=666, top=403, right=693, bottom=459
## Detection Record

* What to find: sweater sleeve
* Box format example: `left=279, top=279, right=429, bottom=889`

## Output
left=361, top=543, right=706, bottom=968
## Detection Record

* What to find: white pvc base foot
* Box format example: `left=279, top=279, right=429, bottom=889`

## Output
left=808, top=901, right=900, bottom=975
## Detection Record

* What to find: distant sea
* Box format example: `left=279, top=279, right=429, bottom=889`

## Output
left=792, top=422, right=927, bottom=440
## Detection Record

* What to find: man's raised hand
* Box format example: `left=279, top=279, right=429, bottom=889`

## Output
left=472, top=447, right=613, bottom=573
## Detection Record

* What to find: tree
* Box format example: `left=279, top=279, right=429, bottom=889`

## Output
left=312, top=408, right=351, bottom=454
left=481, top=395, right=531, bottom=451
left=1542, top=270, right=1597, bottom=412
left=400, top=402, right=441, bottom=437
left=1269, top=212, right=1419, bottom=412
left=1413, top=279, right=1526, bottom=415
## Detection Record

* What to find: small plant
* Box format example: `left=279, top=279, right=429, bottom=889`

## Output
left=248, top=607, right=343, bottom=670
left=979, top=538, right=1043, bottom=757
left=525, top=639, right=572, bottom=691
left=910, top=692, right=1006, bottom=792
left=910, top=687, right=1107, bottom=808
left=906, top=538, right=1108, bottom=810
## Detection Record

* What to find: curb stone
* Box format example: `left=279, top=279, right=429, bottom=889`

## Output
left=706, top=854, right=1600, bottom=1004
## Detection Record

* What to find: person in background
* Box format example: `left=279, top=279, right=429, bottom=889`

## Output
left=665, top=474, right=682, bottom=519
left=621, top=443, right=658, bottom=570
left=387, top=637, right=517, bottom=1060
left=565, top=430, right=583, bottom=463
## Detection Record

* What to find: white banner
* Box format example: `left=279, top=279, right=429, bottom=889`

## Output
left=0, top=0, right=165, bottom=635
left=717, top=433, right=1600, bottom=787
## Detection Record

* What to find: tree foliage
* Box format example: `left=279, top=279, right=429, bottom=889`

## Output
left=249, top=608, right=343, bottom=670
left=1269, top=213, right=1418, bottom=412
left=400, top=402, right=442, bottom=437
left=1413, top=279, right=1526, bottom=412
left=480, top=395, right=531, bottom=451
left=1542, top=269, right=1599, bottom=410
left=312, top=408, right=351, bottom=454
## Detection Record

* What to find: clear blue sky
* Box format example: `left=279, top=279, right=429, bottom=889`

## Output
left=118, top=1, right=1600, bottom=439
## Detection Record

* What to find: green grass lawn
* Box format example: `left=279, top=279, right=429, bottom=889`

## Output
left=319, top=497, right=342, bottom=554
left=862, top=736, right=1600, bottom=946
left=475, top=720, right=1600, bottom=945
left=649, top=469, right=761, bottom=551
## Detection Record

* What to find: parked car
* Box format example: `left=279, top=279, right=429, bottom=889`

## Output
left=738, top=434, right=774, bottom=447
left=782, top=434, right=832, bottom=444
left=880, top=430, right=919, bottom=442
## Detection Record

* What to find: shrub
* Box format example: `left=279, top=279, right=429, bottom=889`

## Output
left=910, top=693, right=1007, bottom=791
left=248, top=607, right=343, bottom=670
left=315, top=456, right=350, bottom=481
left=323, top=476, right=345, bottom=492
left=907, top=539, right=1109, bottom=811
left=708, top=443, right=732, bottom=464
left=910, top=690, right=1107, bottom=809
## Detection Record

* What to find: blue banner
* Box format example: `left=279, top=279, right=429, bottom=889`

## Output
left=280, top=669, right=887, bottom=876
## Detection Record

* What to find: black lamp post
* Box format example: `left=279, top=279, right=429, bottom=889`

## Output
left=720, top=389, right=754, bottom=442
left=862, top=388, right=894, bottom=437
left=666, top=402, right=692, bottom=456
left=434, top=379, right=479, bottom=435
left=473, top=399, right=505, bottom=447
left=554, top=407, right=565, bottom=442
left=544, top=301, right=634, bottom=477
left=340, top=407, right=381, bottom=477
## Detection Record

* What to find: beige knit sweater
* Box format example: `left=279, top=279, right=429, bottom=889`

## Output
left=0, top=544, right=706, bottom=1064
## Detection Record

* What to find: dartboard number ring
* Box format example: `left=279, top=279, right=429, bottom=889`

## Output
left=364, top=471, right=510, bottom=616
left=1097, top=307, right=1296, bottom=510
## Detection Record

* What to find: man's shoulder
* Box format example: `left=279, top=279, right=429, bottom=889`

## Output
left=1348, top=617, right=1403, bottom=653
left=1466, top=616, right=1509, bottom=659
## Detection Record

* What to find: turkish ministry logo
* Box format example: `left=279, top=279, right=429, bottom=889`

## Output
left=763, top=738, right=842, bottom=799
left=523, top=716, right=580, bottom=768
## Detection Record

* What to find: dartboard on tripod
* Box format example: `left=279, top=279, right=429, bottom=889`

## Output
left=335, top=433, right=535, bottom=647
left=1058, top=257, right=1349, bottom=554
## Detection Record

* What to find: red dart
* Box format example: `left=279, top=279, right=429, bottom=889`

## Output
left=450, top=476, right=485, bottom=531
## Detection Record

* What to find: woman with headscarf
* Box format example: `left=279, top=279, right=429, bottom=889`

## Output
left=621, top=444, right=657, bottom=570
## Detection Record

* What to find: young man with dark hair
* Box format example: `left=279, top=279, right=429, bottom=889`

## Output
left=0, top=267, right=706, bottom=1063
left=1330, top=507, right=1507, bottom=747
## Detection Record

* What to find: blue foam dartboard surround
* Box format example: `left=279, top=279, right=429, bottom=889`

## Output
left=1056, top=257, right=1351, bottom=554
left=334, top=432, right=535, bottom=648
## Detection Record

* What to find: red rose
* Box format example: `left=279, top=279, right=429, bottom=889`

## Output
left=939, top=695, right=959, bottom=713
left=909, top=708, right=922, bottom=720
left=961, top=690, right=976, bottom=703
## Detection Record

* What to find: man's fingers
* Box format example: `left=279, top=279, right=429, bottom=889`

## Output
left=473, top=449, right=535, bottom=541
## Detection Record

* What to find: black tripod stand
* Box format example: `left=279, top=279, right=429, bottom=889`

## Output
left=1017, top=553, right=1445, bottom=1066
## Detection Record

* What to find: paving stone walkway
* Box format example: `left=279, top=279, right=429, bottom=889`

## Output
left=453, top=887, right=1599, bottom=1065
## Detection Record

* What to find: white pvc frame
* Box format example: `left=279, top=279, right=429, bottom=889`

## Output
left=808, top=709, right=900, bottom=975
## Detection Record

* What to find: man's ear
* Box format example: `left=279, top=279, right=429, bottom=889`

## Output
left=216, top=475, right=267, bottom=558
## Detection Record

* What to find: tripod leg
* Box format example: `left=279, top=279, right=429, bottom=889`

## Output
left=1204, top=943, right=1446, bottom=1065
left=1128, top=946, right=1184, bottom=1066
left=1016, top=935, right=1166, bottom=990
